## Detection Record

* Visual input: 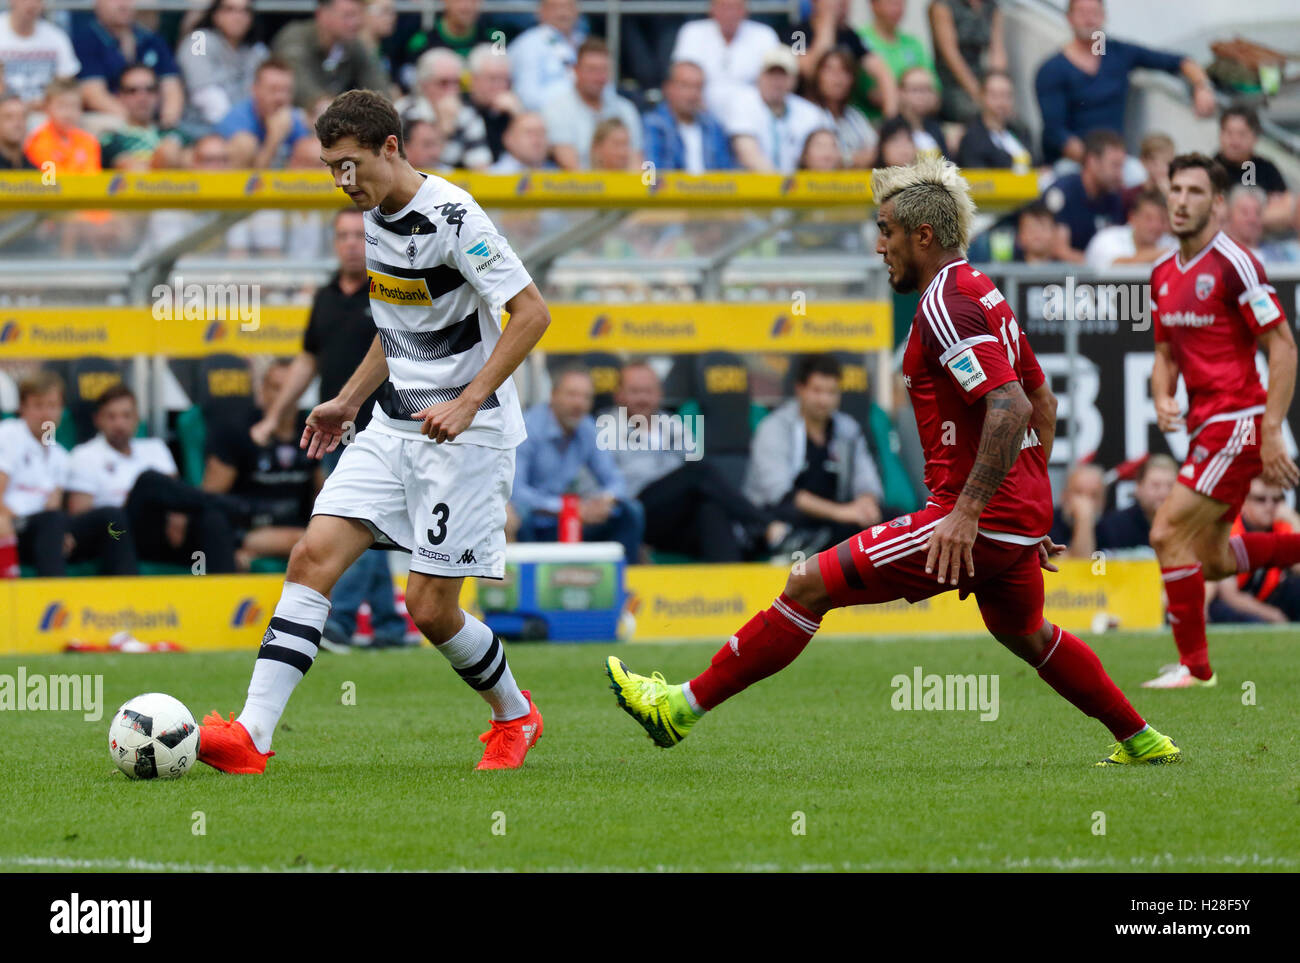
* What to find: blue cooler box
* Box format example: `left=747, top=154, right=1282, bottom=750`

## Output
left=478, top=542, right=626, bottom=642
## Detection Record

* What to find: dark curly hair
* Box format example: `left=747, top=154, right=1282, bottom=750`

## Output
left=316, top=89, right=404, bottom=157
left=1168, top=152, right=1230, bottom=196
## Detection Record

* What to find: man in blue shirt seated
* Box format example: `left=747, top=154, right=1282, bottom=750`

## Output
left=509, top=366, right=645, bottom=563
left=1096, top=454, right=1177, bottom=552
left=216, top=58, right=312, bottom=169
left=1034, top=0, right=1214, bottom=166
left=72, top=0, right=183, bottom=129
left=643, top=59, right=734, bottom=174
left=1042, top=129, right=1126, bottom=262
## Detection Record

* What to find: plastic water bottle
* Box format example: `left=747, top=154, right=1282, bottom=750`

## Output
left=559, top=494, right=582, bottom=542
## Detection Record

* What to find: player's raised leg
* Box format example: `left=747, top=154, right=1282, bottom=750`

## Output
left=199, top=514, right=373, bottom=773
left=404, top=573, right=542, bottom=770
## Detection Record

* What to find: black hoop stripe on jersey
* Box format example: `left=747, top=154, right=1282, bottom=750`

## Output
left=371, top=209, right=437, bottom=237
left=376, top=311, right=482, bottom=361
left=378, top=381, right=501, bottom=418
left=367, top=258, right=467, bottom=301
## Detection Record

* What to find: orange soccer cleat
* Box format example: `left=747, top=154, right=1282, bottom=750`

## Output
left=475, top=691, right=543, bottom=770
left=198, top=711, right=274, bottom=774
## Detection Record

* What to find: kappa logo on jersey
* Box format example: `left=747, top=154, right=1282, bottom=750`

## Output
left=1195, top=273, right=1215, bottom=301
left=1247, top=288, right=1281, bottom=326
left=946, top=348, right=987, bottom=393
left=365, top=231, right=378, bottom=246
left=458, top=549, right=477, bottom=564
left=367, top=270, right=432, bottom=305
left=463, top=236, right=503, bottom=274
left=437, top=201, right=467, bottom=235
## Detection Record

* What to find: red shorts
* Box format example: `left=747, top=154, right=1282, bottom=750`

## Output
left=817, top=504, right=1046, bottom=637
left=1180, top=414, right=1262, bottom=517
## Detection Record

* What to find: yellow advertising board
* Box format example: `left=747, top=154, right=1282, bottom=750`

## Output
left=0, top=559, right=1162, bottom=655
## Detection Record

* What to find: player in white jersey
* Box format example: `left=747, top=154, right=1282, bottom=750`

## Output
left=198, top=90, right=553, bottom=773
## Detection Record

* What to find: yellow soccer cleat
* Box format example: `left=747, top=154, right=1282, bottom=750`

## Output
left=604, top=656, right=699, bottom=748
left=1096, top=728, right=1182, bottom=766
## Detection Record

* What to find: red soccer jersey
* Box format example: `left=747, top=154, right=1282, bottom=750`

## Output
left=1151, top=231, right=1286, bottom=439
left=901, top=258, right=1052, bottom=543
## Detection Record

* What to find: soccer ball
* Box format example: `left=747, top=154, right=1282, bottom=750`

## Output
left=108, top=693, right=199, bottom=779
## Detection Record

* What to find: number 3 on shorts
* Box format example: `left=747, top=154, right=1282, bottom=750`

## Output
left=427, top=502, right=450, bottom=545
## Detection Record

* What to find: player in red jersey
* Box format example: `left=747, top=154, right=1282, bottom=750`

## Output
left=606, top=157, right=1181, bottom=765
left=1144, top=153, right=1300, bottom=688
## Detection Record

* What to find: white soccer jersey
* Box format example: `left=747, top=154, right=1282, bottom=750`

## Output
left=0, top=417, right=68, bottom=517
left=363, top=173, right=532, bottom=449
left=66, top=434, right=177, bottom=508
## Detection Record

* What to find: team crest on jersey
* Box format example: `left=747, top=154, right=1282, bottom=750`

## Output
left=888, top=515, right=912, bottom=529
left=406, top=237, right=419, bottom=265
left=1192, top=444, right=1209, bottom=465
left=1195, top=273, right=1215, bottom=301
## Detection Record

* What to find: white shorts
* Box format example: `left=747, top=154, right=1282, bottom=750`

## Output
left=311, top=428, right=515, bottom=579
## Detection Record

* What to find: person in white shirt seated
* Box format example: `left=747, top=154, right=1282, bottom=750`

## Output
left=508, top=0, right=584, bottom=113
left=1225, top=184, right=1299, bottom=266
left=488, top=110, right=553, bottom=173
left=727, top=44, right=825, bottom=173
left=672, top=0, right=779, bottom=118
left=0, top=371, right=137, bottom=578
left=1083, top=187, right=1175, bottom=271
left=541, top=37, right=643, bottom=171
left=66, top=383, right=239, bottom=573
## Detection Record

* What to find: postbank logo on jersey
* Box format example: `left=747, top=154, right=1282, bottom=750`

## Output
left=946, top=347, right=987, bottom=393
left=464, top=236, right=503, bottom=274
left=367, top=270, right=432, bottom=306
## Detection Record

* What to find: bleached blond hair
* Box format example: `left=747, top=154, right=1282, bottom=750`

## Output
left=870, top=156, right=977, bottom=255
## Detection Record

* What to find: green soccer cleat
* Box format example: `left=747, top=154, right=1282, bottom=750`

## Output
left=604, top=656, right=699, bottom=748
left=1096, top=728, right=1183, bottom=766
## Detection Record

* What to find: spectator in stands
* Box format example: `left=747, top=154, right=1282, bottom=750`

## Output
left=928, top=0, right=1004, bottom=125
left=488, top=110, right=549, bottom=173
left=1121, top=132, right=1173, bottom=216
left=271, top=0, right=387, bottom=111
left=1095, top=453, right=1175, bottom=552
left=1043, top=128, right=1126, bottom=262
left=466, top=43, right=520, bottom=162
left=1213, top=105, right=1294, bottom=236
left=177, top=0, right=267, bottom=128
left=509, top=0, right=583, bottom=113
left=896, top=65, right=950, bottom=159
left=66, top=384, right=239, bottom=574
left=509, top=366, right=646, bottom=564
left=99, top=63, right=183, bottom=170
left=621, top=8, right=684, bottom=95
left=542, top=38, right=642, bottom=171
left=781, top=0, right=898, bottom=120
left=643, top=59, right=733, bottom=173
left=24, top=76, right=100, bottom=171
left=671, top=0, right=780, bottom=118
left=1225, top=184, right=1265, bottom=257
left=395, top=48, right=492, bottom=170
left=589, top=116, right=634, bottom=171
left=806, top=48, right=877, bottom=169
left=956, top=70, right=1032, bottom=170
left=610, top=362, right=778, bottom=563
left=1034, top=0, right=1214, bottom=166
left=1084, top=187, right=1174, bottom=270
left=744, top=354, right=885, bottom=557
left=72, top=0, right=183, bottom=130
left=875, top=114, right=917, bottom=166
left=1210, top=478, right=1300, bottom=624
left=0, top=0, right=80, bottom=107
left=1048, top=462, right=1103, bottom=558
left=248, top=209, right=410, bottom=648
left=1014, top=201, right=1057, bottom=263
left=0, top=371, right=137, bottom=578
left=727, top=44, right=823, bottom=172
left=401, top=0, right=492, bottom=91
left=798, top=127, right=842, bottom=171
left=361, top=0, right=397, bottom=91
left=404, top=117, right=445, bottom=170
left=217, top=57, right=312, bottom=169
left=203, top=358, right=322, bottom=571
left=859, top=0, right=937, bottom=115
left=0, top=92, right=34, bottom=169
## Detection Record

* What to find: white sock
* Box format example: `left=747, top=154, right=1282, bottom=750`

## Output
left=238, top=582, right=330, bottom=753
left=435, top=611, right=529, bottom=721
left=681, top=682, right=705, bottom=716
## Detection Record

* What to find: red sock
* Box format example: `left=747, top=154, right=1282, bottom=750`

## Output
left=687, top=594, right=821, bottom=711
left=0, top=537, right=17, bottom=579
left=1231, top=531, right=1300, bottom=572
left=1162, top=564, right=1212, bottom=679
left=1035, top=624, right=1146, bottom=740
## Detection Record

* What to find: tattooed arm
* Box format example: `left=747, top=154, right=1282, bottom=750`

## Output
left=924, top=381, right=1033, bottom=585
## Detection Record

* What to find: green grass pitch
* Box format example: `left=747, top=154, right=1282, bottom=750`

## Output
left=1, top=627, right=1296, bottom=872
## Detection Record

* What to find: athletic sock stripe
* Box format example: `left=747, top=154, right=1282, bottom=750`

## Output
left=257, top=643, right=314, bottom=674
left=1229, top=534, right=1249, bottom=572
left=771, top=597, right=819, bottom=634
left=1033, top=624, right=1064, bottom=670
left=836, top=540, right=866, bottom=591
left=268, top=617, right=321, bottom=647
left=1160, top=565, right=1202, bottom=583
left=468, top=654, right=509, bottom=691
left=455, top=636, right=502, bottom=680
